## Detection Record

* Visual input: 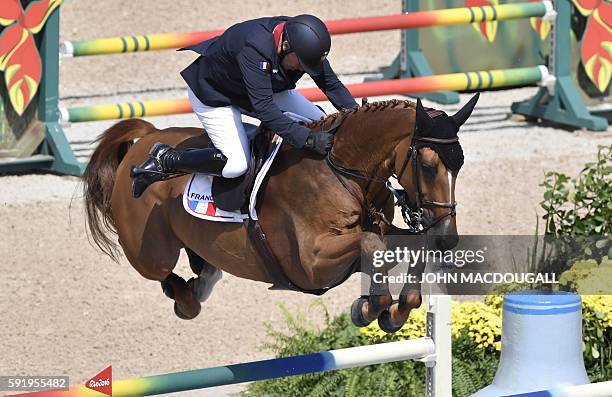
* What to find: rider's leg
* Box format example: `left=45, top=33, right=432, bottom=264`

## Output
left=131, top=89, right=250, bottom=197
left=273, top=90, right=326, bottom=121
left=189, top=88, right=250, bottom=178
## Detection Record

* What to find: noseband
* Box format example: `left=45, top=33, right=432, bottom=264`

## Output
left=325, top=111, right=459, bottom=235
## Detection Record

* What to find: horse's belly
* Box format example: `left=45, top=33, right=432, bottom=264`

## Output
left=168, top=201, right=272, bottom=283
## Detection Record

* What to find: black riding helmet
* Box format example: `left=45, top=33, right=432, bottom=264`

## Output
left=283, top=14, right=331, bottom=75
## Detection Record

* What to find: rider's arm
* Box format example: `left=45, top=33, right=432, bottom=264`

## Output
left=237, top=45, right=311, bottom=148
left=311, top=60, right=358, bottom=111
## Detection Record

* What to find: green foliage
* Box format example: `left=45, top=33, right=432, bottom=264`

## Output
left=541, top=144, right=611, bottom=237
left=539, top=145, right=611, bottom=262
left=558, top=258, right=612, bottom=294
left=242, top=296, right=612, bottom=397
left=451, top=356, right=496, bottom=397
left=582, top=295, right=612, bottom=382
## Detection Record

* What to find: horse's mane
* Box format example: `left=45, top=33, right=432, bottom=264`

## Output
left=304, top=99, right=416, bottom=129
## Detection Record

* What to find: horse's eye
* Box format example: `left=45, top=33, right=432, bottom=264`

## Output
left=422, top=163, right=436, bottom=174
left=421, top=164, right=438, bottom=183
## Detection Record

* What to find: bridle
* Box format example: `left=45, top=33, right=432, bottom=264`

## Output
left=388, top=135, right=458, bottom=234
left=325, top=111, right=459, bottom=235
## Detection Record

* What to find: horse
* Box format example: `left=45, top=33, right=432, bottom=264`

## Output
left=82, top=94, right=478, bottom=333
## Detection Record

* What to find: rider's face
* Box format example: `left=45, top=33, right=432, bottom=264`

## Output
left=281, top=52, right=303, bottom=72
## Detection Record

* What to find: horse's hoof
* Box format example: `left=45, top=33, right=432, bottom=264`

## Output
left=351, top=297, right=372, bottom=327
left=368, top=294, right=393, bottom=314
left=378, top=310, right=403, bottom=334
left=173, top=302, right=200, bottom=320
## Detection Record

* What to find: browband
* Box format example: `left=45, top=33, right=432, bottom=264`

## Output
left=414, top=136, right=459, bottom=144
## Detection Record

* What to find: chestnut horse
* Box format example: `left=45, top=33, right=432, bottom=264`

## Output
left=83, top=95, right=478, bottom=333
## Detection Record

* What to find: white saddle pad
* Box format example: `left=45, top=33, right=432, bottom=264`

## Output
left=182, top=135, right=283, bottom=222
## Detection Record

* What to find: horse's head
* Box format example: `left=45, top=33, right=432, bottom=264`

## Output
left=393, top=94, right=479, bottom=251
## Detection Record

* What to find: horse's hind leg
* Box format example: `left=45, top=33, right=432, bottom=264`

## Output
left=117, top=203, right=202, bottom=320
left=185, top=247, right=222, bottom=303
left=161, top=248, right=221, bottom=319
left=161, top=272, right=202, bottom=319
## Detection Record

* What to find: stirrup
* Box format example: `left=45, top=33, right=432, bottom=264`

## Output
left=130, top=167, right=174, bottom=198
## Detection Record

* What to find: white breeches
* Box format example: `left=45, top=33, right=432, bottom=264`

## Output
left=187, top=88, right=325, bottom=178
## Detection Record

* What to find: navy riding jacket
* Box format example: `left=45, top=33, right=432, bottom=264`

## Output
left=179, top=16, right=357, bottom=148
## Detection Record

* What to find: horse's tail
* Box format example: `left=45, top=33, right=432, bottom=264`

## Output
left=82, top=118, right=157, bottom=261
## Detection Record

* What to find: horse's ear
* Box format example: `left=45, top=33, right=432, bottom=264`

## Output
left=452, top=93, right=480, bottom=128
left=415, top=98, right=433, bottom=133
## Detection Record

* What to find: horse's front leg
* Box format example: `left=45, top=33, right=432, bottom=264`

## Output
left=305, top=231, right=393, bottom=328
left=351, top=232, right=397, bottom=329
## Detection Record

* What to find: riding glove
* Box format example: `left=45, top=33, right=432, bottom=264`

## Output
left=303, top=132, right=334, bottom=155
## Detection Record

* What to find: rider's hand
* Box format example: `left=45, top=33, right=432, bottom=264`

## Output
left=303, top=132, right=334, bottom=156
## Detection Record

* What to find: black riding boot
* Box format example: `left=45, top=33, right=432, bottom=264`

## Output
left=130, top=143, right=227, bottom=198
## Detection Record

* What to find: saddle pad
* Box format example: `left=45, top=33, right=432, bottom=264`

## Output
left=183, top=135, right=283, bottom=222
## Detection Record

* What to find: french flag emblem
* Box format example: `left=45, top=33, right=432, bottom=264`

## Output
left=258, top=61, right=270, bottom=71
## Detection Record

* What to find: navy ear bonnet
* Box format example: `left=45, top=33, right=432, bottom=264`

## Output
left=415, top=111, right=464, bottom=172
left=413, top=94, right=480, bottom=171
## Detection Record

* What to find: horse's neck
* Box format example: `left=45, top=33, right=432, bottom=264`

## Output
left=330, top=105, right=415, bottom=179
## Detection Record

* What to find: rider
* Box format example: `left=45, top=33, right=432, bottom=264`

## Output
left=131, top=14, right=358, bottom=198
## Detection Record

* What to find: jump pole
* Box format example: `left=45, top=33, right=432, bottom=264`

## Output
left=59, top=2, right=553, bottom=57
left=372, top=0, right=552, bottom=104
left=11, top=296, right=452, bottom=397
left=60, top=66, right=549, bottom=123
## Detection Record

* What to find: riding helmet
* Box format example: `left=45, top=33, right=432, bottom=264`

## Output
left=283, top=14, right=331, bottom=75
